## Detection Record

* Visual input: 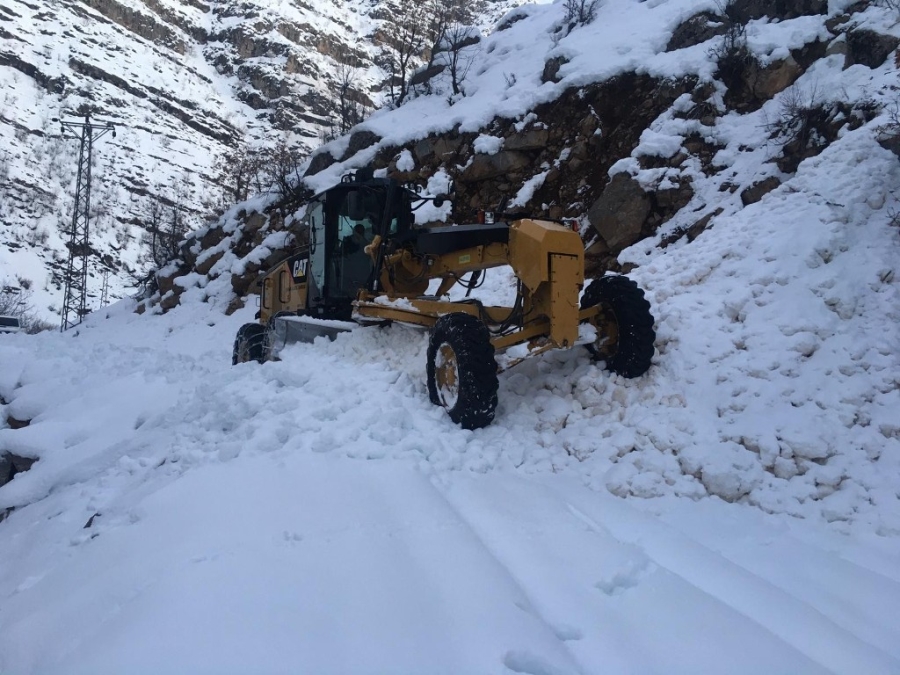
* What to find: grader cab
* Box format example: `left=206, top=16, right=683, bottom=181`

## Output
left=233, top=169, right=656, bottom=429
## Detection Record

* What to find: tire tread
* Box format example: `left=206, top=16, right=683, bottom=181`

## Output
left=581, top=275, right=656, bottom=378
left=426, top=313, right=499, bottom=429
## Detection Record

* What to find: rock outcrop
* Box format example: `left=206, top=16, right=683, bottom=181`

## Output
left=145, top=0, right=898, bottom=312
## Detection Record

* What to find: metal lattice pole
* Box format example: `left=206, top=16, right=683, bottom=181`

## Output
left=59, top=114, right=115, bottom=332
left=100, top=268, right=110, bottom=307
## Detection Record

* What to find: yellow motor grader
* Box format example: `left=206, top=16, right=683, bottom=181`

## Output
left=232, top=169, right=655, bottom=429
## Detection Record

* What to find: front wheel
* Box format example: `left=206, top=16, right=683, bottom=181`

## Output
left=232, top=323, right=267, bottom=365
left=581, top=275, right=655, bottom=377
left=426, top=313, right=499, bottom=430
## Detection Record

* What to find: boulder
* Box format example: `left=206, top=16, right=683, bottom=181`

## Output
left=878, top=133, right=900, bottom=159
left=244, top=212, right=267, bottom=234
left=505, top=128, right=550, bottom=151
left=845, top=30, right=900, bottom=69
left=541, top=56, right=569, bottom=84
left=587, top=173, right=651, bottom=250
left=753, top=56, right=802, bottom=101
left=199, top=225, right=225, bottom=251
left=413, top=138, right=436, bottom=164
left=666, top=12, right=725, bottom=52
left=157, top=270, right=177, bottom=297
left=460, top=150, right=531, bottom=182
left=687, top=208, right=722, bottom=242
left=409, top=64, right=445, bottom=87
left=0, top=452, right=36, bottom=487
left=159, top=290, right=180, bottom=311
left=825, top=36, right=847, bottom=59
left=4, top=416, right=30, bottom=430
left=414, top=135, right=462, bottom=163
left=727, top=0, right=826, bottom=23
left=304, top=150, right=336, bottom=177
left=724, top=55, right=802, bottom=112
left=243, top=212, right=266, bottom=234
left=196, top=250, right=225, bottom=276
left=347, top=129, right=380, bottom=155
left=225, top=296, right=246, bottom=316
left=652, top=178, right=694, bottom=224
left=230, top=272, right=254, bottom=297
left=740, top=176, right=781, bottom=205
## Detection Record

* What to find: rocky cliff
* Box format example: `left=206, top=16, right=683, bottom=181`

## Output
left=152, top=0, right=900, bottom=315
left=0, top=0, right=518, bottom=319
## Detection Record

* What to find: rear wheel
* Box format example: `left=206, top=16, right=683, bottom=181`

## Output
left=581, top=275, right=655, bottom=377
left=427, top=313, right=499, bottom=430
left=232, top=323, right=267, bottom=365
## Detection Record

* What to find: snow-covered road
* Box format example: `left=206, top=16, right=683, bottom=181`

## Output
left=1, top=284, right=898, bottom=673
left=0, top=461, right=891, bottom=674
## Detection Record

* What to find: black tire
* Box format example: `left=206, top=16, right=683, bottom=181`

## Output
left=232, top=323, right=267, bottom=365
left=426, top=313, right=499, bottom=430
left=581, top=275, right=655, bottom=378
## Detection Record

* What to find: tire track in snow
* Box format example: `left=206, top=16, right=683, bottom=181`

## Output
left=650, top=508, right=900, bottom=660
left=426, top=476, right=588, bottom=675
left=559, top=488, right=900, bottom=675
left=443, top=474, right=834, bottom=675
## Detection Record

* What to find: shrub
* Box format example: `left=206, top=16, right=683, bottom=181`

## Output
left=564, top=0, right=600, bottom=27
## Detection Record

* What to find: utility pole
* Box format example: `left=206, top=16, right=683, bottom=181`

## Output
left=99, top=268, right=110, bottom=307
left=59, top=113, right=115, bottom=332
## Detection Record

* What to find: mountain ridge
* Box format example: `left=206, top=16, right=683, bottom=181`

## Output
left=0, top=0, right=521, bottom=320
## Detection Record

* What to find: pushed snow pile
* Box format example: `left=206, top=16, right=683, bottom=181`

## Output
left=619, top=132, right=900, bottom=525
left=4, top=133, right=898, bottom=526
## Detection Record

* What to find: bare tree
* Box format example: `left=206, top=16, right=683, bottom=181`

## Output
left=0, top=285, right=23, bottom=316
left=220, top=147, right=259, bottom=204
left=334, top=60, right=367, bottom=134
left=437, top=22, right=480, bottom=95
left=140, top=194, right=179, bottom=269
left=707, top=2, right=751, bottom=91
left=137, top=176, right=195, bottom=274
left=0, top=283, right=54, bottom=333
left=260, top=137, right=305, bottom=198
left=564, top=0, right=600, bottom=28
left=377, top=1, right=434, bottom=106
left=398, top=0, right=481, bottom=98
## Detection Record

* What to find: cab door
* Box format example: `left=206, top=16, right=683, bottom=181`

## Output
left=307, top=198, right=327, bottom=301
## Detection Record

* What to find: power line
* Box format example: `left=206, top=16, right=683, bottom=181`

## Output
left=58, top=113, right=116, bottom=332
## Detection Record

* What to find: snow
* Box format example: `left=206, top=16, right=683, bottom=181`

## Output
left=634, top=128, right=684, bottom=159
left=2, top=0, right=900, bottom=671
left=474, top=133, right=505, bottom=154
left=2, top=114, right=900, bottom=666
left=395, top=148, right=415, bottom=171
left=511, top=169, right=550, bottom=207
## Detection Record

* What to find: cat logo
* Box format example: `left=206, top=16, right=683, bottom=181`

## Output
left=290, top=256, right=308, bottom=283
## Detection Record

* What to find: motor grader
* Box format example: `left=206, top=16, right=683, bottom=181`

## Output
left=232, top=169, right=656, bottom=429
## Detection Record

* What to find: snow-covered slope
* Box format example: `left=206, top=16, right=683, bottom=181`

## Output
left=0, top=0, right=523, bottom=320
left=2, top=0, right=900, bottom=671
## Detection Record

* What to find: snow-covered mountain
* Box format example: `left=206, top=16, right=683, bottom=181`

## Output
left=0, top=0, right=521, bottom=320
left=2, top=0, right=900, bottom=672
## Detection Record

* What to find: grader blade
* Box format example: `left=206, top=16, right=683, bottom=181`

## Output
left=269, top=314, right=354, bottom=357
